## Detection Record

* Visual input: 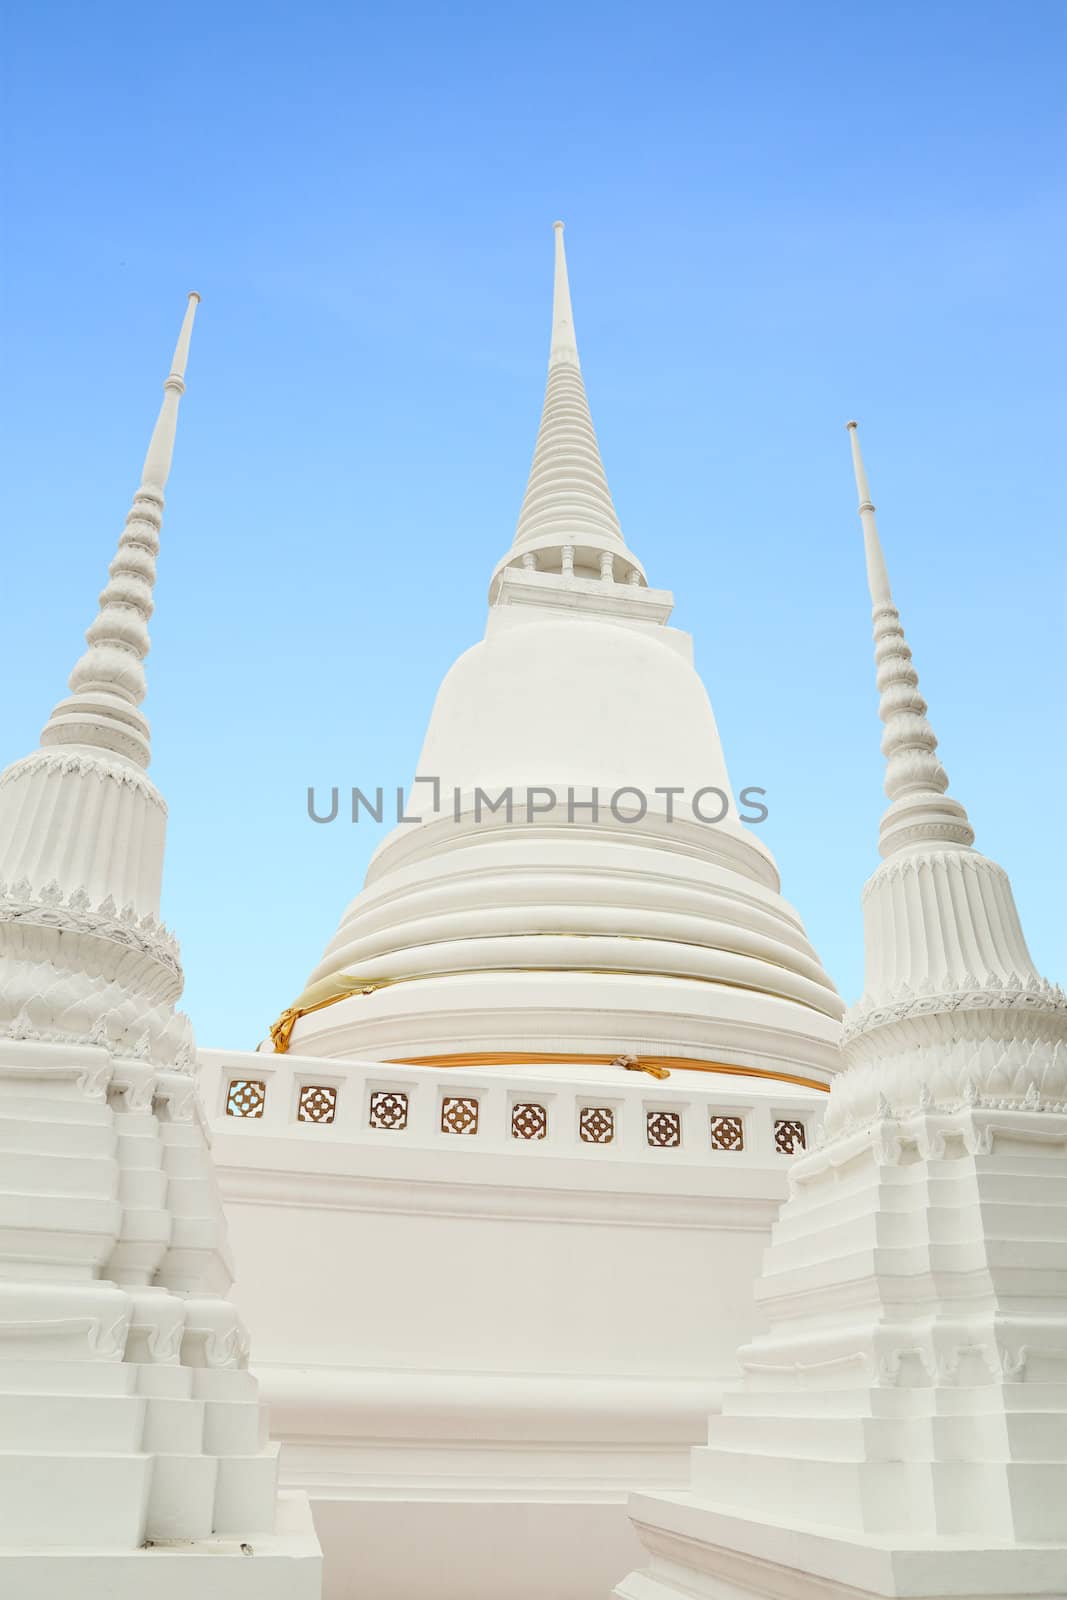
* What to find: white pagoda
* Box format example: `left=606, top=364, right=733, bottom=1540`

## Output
left=3, top=224, right=1061, bottom=1600
left=195, top=224, right=847, bottom=1597
left=0, top=297, right=321, bottom=1596
left=616, top=425, right=1067, bottom=1599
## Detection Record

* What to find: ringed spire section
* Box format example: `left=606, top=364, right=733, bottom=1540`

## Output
left=837, top=421, right=1066, bottom=1107
left=41, top=292, right=201, bottom=769
left=492, top=223, right=649, bottom=599
left=846, top=420, right=973, bottom=860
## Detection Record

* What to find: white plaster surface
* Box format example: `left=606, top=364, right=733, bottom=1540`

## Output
left=200, top=1048, right=826, bottom=1598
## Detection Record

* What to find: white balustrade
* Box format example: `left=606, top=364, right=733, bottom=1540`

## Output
left=198, top=1049, right=819, bottom=1168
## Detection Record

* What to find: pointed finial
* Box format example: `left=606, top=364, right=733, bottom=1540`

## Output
left=500, top=223, right=630, bottom=572
left=550, top=218, right=580, bottom=369
left=142, top=292, right=200, bottom=489
left=846, top=420, right=974, bottom=858
left=40, top=294, right=201, bottom=768
left=846, top=421, right=892, bottom=606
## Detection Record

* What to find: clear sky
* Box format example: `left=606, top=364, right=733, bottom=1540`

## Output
left=1, top=2, right=1064, bottom=1049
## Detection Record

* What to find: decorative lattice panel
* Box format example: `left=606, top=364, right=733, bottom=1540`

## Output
left=774, top=1118, right=807, bottom=1155
left=297, top=1084, right=337, bottom=1124
left=369, top=1090, right=408, bottom=1130
left=646, top=1110, right=681, bottom=1147
left=579, top=1106, right=614, bottom=1144
left=710, top=1114, right=744, bottom=1151
left=512, top=1102, right=547, bottom=1140
left=227, top=1079, right=265, bottom=1118
left=441, top=1096, right=479, bottom=1135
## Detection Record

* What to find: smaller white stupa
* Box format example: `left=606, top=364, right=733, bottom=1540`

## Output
left=617, top=423, right=1067, bottom=1600
left=0, top=298, right=320, bottom=1596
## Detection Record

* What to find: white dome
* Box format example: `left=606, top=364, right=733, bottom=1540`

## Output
left=278, top=220, right=842, bottom=1083
left=289, top=603, right=843, bottom=1080
left=414, top=609, right=737, bottom=824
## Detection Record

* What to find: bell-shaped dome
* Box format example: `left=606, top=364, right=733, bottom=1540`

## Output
left=285, top=599, right=842, bottom=1078
left=270, top=227, right=843, bottom=1085
left=414, top=609, right=736, bottom=817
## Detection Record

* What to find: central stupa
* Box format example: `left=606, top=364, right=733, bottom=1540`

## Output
left=204, top=222, right=849, bottom=1600
left=272, top=223, right=841, bottom=1083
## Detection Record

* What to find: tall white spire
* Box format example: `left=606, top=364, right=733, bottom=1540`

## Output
left=838, top=421, right=1063, bottom=1091
left=0, top=293, right=321, bottom=1592
left=615, top=426, right=1067, bottom=1600
left=548, top=217, right=580, bottom=368
left=511, top=222, right=625, bottom=557
left=0, top=294, right=202, bottom=1057
left=41, top=292, right=200, bottom=769
left=846, top=420, right=974, bottom=859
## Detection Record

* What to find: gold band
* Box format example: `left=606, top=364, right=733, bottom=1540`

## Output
left=269, top=992, right=830, bottom=1093
left=383, top=1050, right=830, bottom=1094
left=268, top=962, right=835, bottom=1056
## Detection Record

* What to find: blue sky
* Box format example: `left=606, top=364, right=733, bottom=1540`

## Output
left=1, top=2, right=1064, bottom=1048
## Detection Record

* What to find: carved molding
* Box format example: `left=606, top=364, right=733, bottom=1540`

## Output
left=878, top=819, right=975, bottom=849
left=746, top=1334, right=1067, bottom=1393
left=0, top=877, right=181, bottom=976
left=0, top=748, right=167, bottom=813
left=861, top=846, right=1009, bottom=904
left=0, top=1312, right=129, bottom=1360
left=844, top=975, right=1067, bottom=1041
left=808, top=1092, right=1067, bottom=1172
left=76, top=1058, right=114, bottom=1100
left=110, top=1061, right=159, bottom=1113
left=156, top=1071, right=198, bottom=1122
left=0, top=957, right=196, bottom=1070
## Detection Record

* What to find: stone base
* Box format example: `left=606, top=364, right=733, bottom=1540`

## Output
left=620, top=1492, right=1067, bottom=1599
left=314, top=1496, right=645, bottom=1600
left=261, top=1361, right=724, bottom=1599
left=0, top=1357, right=280, bottom=1547
left=0, top=1491, right=322, bottom=1600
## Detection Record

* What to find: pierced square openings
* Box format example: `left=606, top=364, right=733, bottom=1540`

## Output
left=297, top=1084, right=337, bottom=1124
left=512, top=1102, right=548, bottom=1141
left=369, top=1090, right=409, bottom=1131
left=226, top=1079, right=265, bottom=1118
left=646, top=1110, right=681, bottom=1148
left=441, top=1096, right=479, bottom=1135
left=774, top=1118, right=807, bottom=1155
left=579, top=1106, right=615, bottom=1144
left=710, top=1114, right=744, bottom=1151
